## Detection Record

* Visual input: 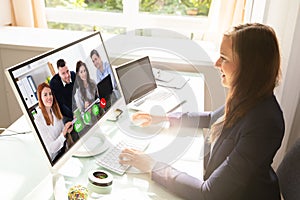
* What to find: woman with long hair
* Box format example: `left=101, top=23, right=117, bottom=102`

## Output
left=74, top=60, right=98, bottom=113
left=35, top=82, right=73, bottom=162
left=119, top=23, right=285, bottom=200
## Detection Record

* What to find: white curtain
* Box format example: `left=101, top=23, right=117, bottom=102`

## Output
left=204, top=0, right=246, bottom=45
left=10, top=0, right=47, bottom=28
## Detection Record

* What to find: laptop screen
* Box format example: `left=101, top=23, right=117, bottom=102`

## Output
left=115, top=56, right=157, bottom=104
left=97, top=74, right=113, bottom=99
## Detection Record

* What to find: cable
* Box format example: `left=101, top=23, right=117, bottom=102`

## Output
left=0, top=128, right=31, bottom=137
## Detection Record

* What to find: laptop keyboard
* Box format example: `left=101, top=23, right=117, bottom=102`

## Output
left=147, top=91, right=172, bottom=101
left=134, top=99, right=146, bottom=106
left=134, top=91, right=172, bottom=107
left=96, top=138, right=149, bottom=175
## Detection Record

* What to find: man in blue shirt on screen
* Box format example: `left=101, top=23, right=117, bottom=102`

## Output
left=90, top=49, right=116, bottom=88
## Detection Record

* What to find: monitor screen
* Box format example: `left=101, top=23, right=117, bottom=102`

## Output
left=6, top=31, right=121, bottom=171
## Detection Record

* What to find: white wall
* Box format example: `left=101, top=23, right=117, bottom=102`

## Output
left=261, top=0, right=300, bottom=168
left=0, top=46, right=49, bottom=128
left=0, top=0, right=12, bottom=26
left=279, top=3, right=300, bottom=144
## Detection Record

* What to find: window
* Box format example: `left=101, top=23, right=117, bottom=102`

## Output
left=45, top=0, right=212, bottom=40
left=139, top=0, right=211, bottom=16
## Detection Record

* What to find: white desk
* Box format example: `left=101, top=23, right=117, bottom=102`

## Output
left=0, top=115, right=51, bottom=199
left=0, top=71, right=204, bottom=200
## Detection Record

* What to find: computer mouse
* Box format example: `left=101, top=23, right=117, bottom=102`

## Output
left=131, top=118, right=149, bottom=127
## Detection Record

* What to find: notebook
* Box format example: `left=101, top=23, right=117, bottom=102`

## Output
left=152, top=68, right=190, bottom=89
left=115, top=56, right=182, bottom=114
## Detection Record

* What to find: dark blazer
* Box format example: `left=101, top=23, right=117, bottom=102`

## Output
left=50, top=71, right=76, bottom=120
left=151, top=94, right=285, bottom=200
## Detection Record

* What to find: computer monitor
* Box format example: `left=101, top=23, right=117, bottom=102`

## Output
left=5, top=31, right=121, bottom=173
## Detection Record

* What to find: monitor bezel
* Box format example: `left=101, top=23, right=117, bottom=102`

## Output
left=5, top=31, right=117, bottom=173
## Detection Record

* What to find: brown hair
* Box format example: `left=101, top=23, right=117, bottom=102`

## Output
left=37, top=82, right=63, bottom=125
left=90, top=49, right=100, bottom=59
left=75, top=60, right=97, bottom=101
left=224, top=23, right=281, bottom=128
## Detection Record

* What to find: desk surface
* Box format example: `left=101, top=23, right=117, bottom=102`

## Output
left=0, top=71, right=204, bottom=200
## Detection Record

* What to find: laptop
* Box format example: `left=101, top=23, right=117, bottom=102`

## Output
left=97, top=74, right=113, bottom=99
left=115, top=56, right=182, bottom=114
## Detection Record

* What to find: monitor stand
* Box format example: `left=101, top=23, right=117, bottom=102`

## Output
left=51, top=153, right=97, bottom=199
left=51, top=133, right=111, bottom=199
left=73, top=132, right=111, bottom=157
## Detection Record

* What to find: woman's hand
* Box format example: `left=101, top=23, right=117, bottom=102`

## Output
left=131, top=112, right=168, bottom=127
left=84, top=101, right=90, bottom=109
left=131, top=112, right=152, bottom=127
left=119, top=148, right=156, bottom=173
left=62, top=121, right=73, bottom=136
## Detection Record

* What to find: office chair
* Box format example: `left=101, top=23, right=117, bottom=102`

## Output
left=277, top=137, right=300, bottom=200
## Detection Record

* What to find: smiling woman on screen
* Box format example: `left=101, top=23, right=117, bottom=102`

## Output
left=35, top=83, right=74, bottom=162
left=74, top=60, right=98, bottom=113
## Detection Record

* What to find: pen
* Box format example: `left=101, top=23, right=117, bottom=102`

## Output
left=167, top=100, right=187, bottom=113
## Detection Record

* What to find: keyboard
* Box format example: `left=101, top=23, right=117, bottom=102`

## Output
left=147, top=91, right=172, bottom=101
left=96, top=138, right=149, bottom=175
left=134, top=91, right=172, bottom=107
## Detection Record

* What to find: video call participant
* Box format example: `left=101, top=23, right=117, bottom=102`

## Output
left=35, top=83, right=74, bottom=162
left=50, top=59, right=76, bottom=123
left=90, top=49, right=116, bottom=88
left=74, top=60, right=99, bottom=113
left=119, top=23, right=285, bottom=200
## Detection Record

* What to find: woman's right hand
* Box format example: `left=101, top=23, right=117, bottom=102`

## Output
left=62, top=121, right=73, bottom=136
left=131, top=112, right=168, bottom=127
left=84, top=101, right=90, bottom=109
left=131, top=112, right=152, bottom=127
left=119, top=148, right=156, bottom=173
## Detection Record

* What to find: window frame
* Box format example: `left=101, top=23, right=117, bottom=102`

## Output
left=45, top=0, right=258, bottom=40
left=45, top=0, right=209, bottom=39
